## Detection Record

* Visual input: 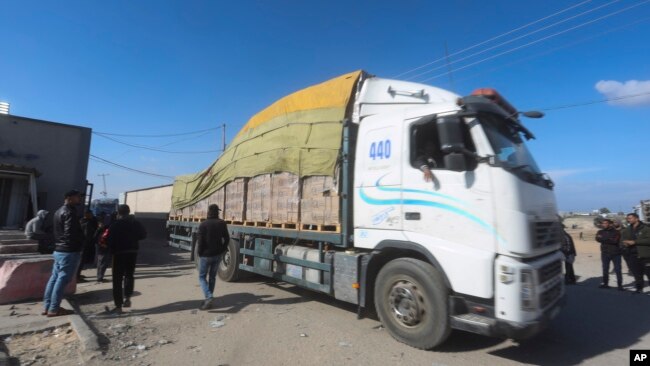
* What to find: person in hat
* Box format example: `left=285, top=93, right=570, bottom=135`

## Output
left=42, top=189, right=84, bottom=316
left=595, top=218, right=623, bottom=290
left=196, top=204, right=230, bottom=310
left=105, top=204, right=147, bottom=314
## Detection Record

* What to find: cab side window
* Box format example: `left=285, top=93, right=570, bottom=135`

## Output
left=410, top=120, right=477, bottom=171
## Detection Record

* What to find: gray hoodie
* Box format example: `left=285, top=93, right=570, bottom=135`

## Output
left=25, top=210, right=49, bottom=239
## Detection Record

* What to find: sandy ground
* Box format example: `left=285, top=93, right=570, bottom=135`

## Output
left=7, top=215, right=650, bottom=365
left=3, top=325, right=81, bottom=366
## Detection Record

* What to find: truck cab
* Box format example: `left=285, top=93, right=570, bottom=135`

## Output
left=352, top=77, right=564, bottom=345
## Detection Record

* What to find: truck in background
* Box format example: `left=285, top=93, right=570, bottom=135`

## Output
left=90, top=198, right=119, bottom=217
left=166, top=71, right=564, bottom=349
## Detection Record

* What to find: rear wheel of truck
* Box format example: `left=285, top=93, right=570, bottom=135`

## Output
left=374, top=258, right=450, bottom=349
left=218, top=239, right=240, bottom=282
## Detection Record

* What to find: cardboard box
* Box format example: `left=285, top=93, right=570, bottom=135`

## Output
left=270, top=172, right=300, bottom=223
left=300, top=176, right=340, bottom=226
left=246, top=174, right=272, bottom=222
left=224, top=178, right=247, bottom=221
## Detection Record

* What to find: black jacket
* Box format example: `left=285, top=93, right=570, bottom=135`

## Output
left=197, top=217, right=230, bottom=257
left=53, top=204, right=84, bottom=253
left=80, top=217, right=99, bottom=244
left=561, top=231, right=576, bottom=257
left=596, top=226, right=621, bottom=255
left=106, top=215, right=147, bottom=254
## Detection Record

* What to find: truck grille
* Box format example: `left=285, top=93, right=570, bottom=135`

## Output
left=538, top=260, right=562, bottom=284
left=540, top=281, right=562, bottom=309
left=532, top=221, right=562, bottom=249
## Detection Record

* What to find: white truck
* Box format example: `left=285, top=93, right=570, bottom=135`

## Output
left=167, top=72, right=564, bottom=349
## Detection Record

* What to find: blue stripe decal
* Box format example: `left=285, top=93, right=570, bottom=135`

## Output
left=359, top=186, right=505, bottom=244
left=373, top=174, right=467, bottom=205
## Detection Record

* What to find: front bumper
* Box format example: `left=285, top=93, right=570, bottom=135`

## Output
left=450, top=292, right=566, bottom=340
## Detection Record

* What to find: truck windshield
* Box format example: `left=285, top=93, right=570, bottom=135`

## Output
left=478, top=113, right=546, bottom=182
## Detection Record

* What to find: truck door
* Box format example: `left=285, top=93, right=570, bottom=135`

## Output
left=354, top=113, right=404, bottom=245
left=401, top=116, right=492, bottom=246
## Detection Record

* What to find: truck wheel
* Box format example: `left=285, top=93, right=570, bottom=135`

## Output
left=374, top=258, right=450, bottom=349
left=218, top=239, right=240, bottom=282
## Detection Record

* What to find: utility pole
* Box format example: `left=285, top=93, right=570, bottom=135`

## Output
left=222, top=123, right=226, bottom=152
left=98, top=173, right=109, bottom=198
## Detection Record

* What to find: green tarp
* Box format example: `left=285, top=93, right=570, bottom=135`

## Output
left=171, top=71, right=363, bottom=209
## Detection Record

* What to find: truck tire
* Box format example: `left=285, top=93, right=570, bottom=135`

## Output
left=374, top=258, right=450, bottom=349
left=218, top=239, right=240, bottom=282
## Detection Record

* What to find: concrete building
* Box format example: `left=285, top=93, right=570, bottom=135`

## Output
left=124, top=184, right=173, bottom=241
left=0, top=114, right=91, bottom=229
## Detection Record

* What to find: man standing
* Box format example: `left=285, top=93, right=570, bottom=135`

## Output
left=25, top=210, right=54, bottom=254
left=197, top=204, right=230, bottom=310
left=561, top=229, right=577, bottom=285
left=95, top=218, right=111, bottom=283
left=621, top=213, right=650, bottom=293
left=42, top=190, right=84, bottom=317
left=106, top=205, right=146, bottom=313
left=596, top=218, right=623, bottom=290
left=78, top=210, right=98, bottom=282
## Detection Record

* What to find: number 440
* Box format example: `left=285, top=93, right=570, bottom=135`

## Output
left=369, top=140, right=391, bottom=160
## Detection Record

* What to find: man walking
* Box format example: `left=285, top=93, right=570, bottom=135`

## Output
left=42, top=190, right=84, bottom=317
left=596, top=218, right=623, bottom=290
left=106, top=205, right=146, bottom=313
left=197, top=204, right=230, bottom=310
left=621, top=213, right=650, bottom=293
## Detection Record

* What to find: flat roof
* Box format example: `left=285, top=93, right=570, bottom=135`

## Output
left=0, top=114, right=92, bottom=132
left=124, top=184, right=173, bottom=194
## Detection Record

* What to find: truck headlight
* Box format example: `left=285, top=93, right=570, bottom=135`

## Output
left=499, top=265, right=515, bottom=284
left=521, top=269, right=536, bottom=311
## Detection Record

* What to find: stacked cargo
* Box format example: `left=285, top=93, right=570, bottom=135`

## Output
left=245, top=174, right=272, bottom=223
left=207, top=187, right=225, bottom=214
left=269, top=172, right=300, bottom=226
left=224, top=178, right=247, bottom=222
left=300, top=176, right=340, bottom=230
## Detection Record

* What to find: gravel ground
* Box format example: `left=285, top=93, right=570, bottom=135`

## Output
left=27, top=220, right=650, bottom=365
left=2, top=325, right=82, bottom=366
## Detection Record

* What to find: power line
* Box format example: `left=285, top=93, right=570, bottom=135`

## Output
left=393, top=0, right=594, bottom=78
left=452, top=15, right=650, bottom=85
left=93, top=126, right=221, bottom=138
left=420, top=0, right=650, bottom=83
left=407, top=0, right=622, bottom=81
left=93, top=132, right=223, bottom=154
left=89, top=154, right=175, bottom=179
left=537, top=91, right=650, bottom=111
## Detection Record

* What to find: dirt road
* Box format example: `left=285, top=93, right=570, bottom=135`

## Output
left=70, top=233, right=650, bottom=366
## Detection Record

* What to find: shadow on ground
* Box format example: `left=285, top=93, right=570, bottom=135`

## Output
left=438, top=275, right=650, bottom=365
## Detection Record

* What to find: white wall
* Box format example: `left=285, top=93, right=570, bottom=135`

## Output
left=124, top=185, right=173, bottom=218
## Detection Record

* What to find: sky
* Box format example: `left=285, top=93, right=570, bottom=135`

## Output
left=1, top=0, right=649, bottom=212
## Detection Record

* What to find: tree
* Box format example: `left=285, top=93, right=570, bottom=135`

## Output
left=599, top=207, right=611, bottom=214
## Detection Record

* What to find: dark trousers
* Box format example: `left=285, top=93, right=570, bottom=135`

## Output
left=633, top=257, right=650, bottom=290
left=112, top=252, right=137, bottom=308
left=96, top=244, right=111, bottom=281
left=564, top=262, right=576, bottom=283
left=623, top=251, right=636, bottom=276
left=601, top=252, right=622, bottom=286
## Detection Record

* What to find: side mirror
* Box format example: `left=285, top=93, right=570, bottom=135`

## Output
left=437, top=116, right=468, bottom=172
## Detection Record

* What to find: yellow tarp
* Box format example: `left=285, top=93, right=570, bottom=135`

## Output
left=171, top=70, right=363, bottom=209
